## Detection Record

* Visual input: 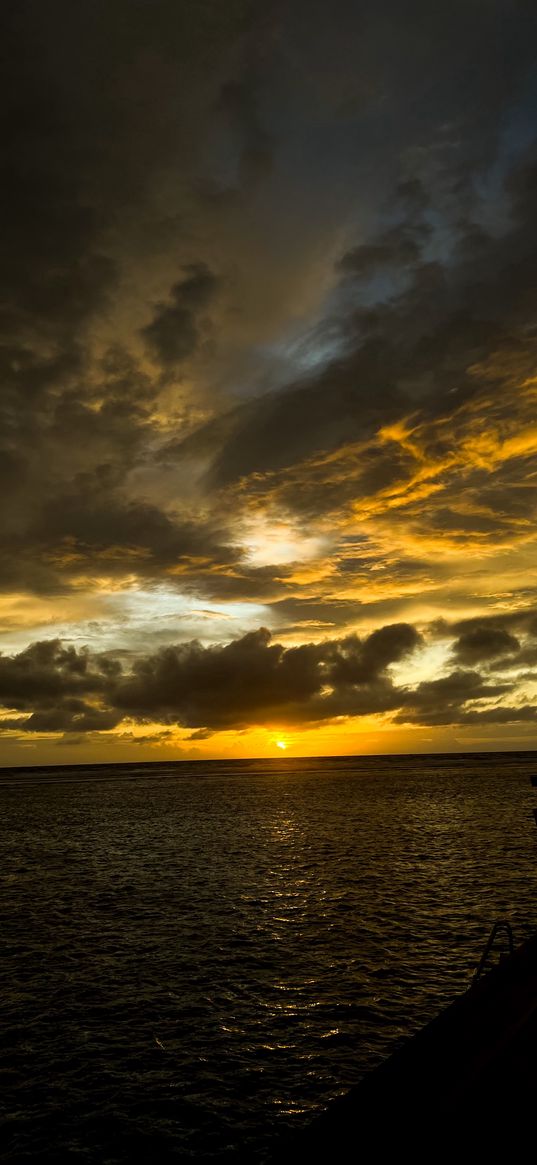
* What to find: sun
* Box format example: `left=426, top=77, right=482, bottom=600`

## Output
left=276, top=740, right=287, bottom=750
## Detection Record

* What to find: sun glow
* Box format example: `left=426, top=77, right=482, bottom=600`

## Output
left=244, top=518, right=327, bottom=567
left=276, top=740, right=287, bottom=750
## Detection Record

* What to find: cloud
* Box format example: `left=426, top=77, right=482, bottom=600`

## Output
left=2, top=614, right=535, bottom=740
left=451, top=626, right=521, bottom=665
left=141, top=264, right=219, bottom=367
left=112, top=621, right=423, bottom=728
left=0, top=0, right=273, bottom=593
left=9, top=705, right=121, bottom=734
left=448, top=610, right=537, bottom=639
left=0, top=640, right=116, bottom=705
left=0, top=623, right=422, bottom=735
left=395, top=669, right=512, bottom=726
left=338, top=220, right=430, bottom=280
left=434, top=609, right=537, bottom=676
left=187, top=157, right=537, bottom=513
left=0, top=640, right=122, bottom=733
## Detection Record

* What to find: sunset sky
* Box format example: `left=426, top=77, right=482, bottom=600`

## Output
left=1, top=0, right=537, bottom=764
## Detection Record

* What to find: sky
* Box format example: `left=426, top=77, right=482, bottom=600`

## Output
left=1, top=0, right=537, bottom=765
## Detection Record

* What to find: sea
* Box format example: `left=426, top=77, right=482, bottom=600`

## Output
left=2, top=751, right=537, bottom=1163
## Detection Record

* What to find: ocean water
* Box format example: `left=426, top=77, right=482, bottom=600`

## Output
left=1, top=751, right=537, bottom=1162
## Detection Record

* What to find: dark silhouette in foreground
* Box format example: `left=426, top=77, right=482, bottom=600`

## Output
left=271, top=928, right=537, bottom=1161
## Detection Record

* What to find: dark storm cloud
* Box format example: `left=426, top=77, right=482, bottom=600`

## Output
left=185, top=150, right=537, bottom=500
left=112, top=621, right=423, bottom=728
left=451, top=626, right=521, bottom=665
left=0, top=0, right=266, bottom=591
left=448, top=610, right=537, bottom=639
left=0, top=4, right=122, bottom=390
left=31, top=490, right=235, bottom=575
left=0, top=0, right=263, bottom=349
left=395, top=611, right=537, bottom=726
left=173, top=53, right=537, bottom=523
left=4, top=705, right=121, bottom=734
left=0, top=469, right=243, bottom=595
left=141, top=264, right=220, bottom=367
left=0, top=640, right=115, bottom=707
left=434, top=609, right=537, bottom=675
left=0, top=640, right=122, bottom=733
left=329, top=624, right=420, bottom=684
left=0, top=623, right=422, bottom=735
left=394, top=670, right=516, bottom=727
left=2, top=619, right=535, bottom=737
left=170, top=341, right=402, bottom=487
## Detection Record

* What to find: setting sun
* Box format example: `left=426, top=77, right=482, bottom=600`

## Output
left=276, top=741, right=287, bottom=750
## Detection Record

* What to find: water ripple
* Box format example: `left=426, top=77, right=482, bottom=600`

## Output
left=1, top=752, right=536, bottom=1161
